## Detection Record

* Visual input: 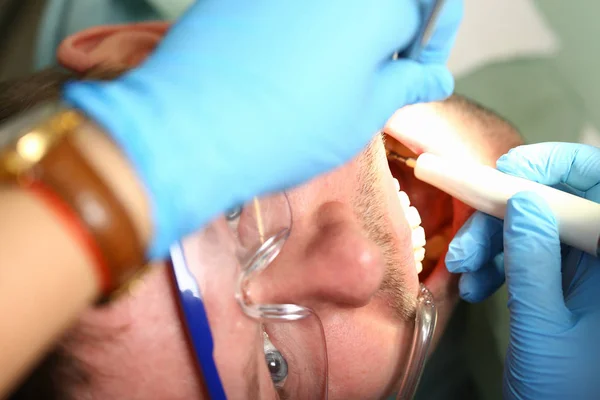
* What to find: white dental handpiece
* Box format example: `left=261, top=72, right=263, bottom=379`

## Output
left=394, top=152, right=600, bottom=257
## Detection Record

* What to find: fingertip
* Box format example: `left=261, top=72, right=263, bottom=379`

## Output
left=445, top=235, right=481, bottom=273
left=424, top=64, right=454, bottom=102
left=497, top=143, right=600, bottom=192
left=445, top=253, right=465, bottom=273
left=445, top=234, right=479, bottom=273
left=458, top=273, right=485, bottom=303
left=458, top=273, right=476, bottom=302
left=445, top=212, right=503, bottom=273
left=495, top=151, right=510, bottom=167
left=496, top=146, right=529, bottom=177
left=441, top=0, right=465, bottom=32
left=418, top=0, right=464, bottom=64
left=458, top=257, right=505, bottom=303
left=376, top=62, right=453, bottom=111
left=507, top=191, right=557, bottom=229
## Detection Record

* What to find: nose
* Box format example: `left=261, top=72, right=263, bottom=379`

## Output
left=250, top=202, right=386, bottom=308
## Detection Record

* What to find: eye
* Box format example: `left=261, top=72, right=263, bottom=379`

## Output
left=225, top=205, right=243, bottom=234
left=266, top=349, right=288, bottom=385
left=225, top=205, right=242, bottom=221
left=263, top=330, right=288, bottom=387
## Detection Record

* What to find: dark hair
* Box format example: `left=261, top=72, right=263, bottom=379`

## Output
left=0, top=67, right=74, bottom=123
left=0, top=65, right=128, bottom=124
left=9, top=345, right=90, bottom=400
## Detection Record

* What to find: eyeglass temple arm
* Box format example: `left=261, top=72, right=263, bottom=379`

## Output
left=170, top=242, right=228, bottom=400
left=396, top=284, right=438, bottom=400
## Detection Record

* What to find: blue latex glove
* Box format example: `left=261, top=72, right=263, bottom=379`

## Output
left=63, top=0, right=463, bottom=259
left=446, top=142, right=600, bottom=399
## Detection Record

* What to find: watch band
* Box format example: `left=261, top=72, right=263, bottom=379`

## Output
left=0, top=104, right=146, bottom=300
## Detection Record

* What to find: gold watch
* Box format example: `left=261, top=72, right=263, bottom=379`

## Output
left=0, top=102, right=147, bottom=301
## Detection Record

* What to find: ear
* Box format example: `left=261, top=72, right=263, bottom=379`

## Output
left=57, top=22, right=170, bottom=74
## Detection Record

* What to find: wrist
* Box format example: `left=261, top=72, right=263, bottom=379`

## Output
left=72, top=120, right=152, bottom=248
left=0, top=187, right=99, bottom=395
left=0, top=104, right=152, bottom=297
left=64, top=79, right=240, bottom=257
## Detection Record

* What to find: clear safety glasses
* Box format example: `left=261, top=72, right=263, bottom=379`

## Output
left=170, top=193, right=437, bottom=399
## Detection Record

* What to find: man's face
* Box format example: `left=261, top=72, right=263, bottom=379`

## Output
left=46, top=22, right=519, bottom=400
left=66, top=134, right=464, bottom=400
left=260, top=138, right=435, bottom=398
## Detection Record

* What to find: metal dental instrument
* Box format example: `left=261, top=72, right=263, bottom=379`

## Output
left=391, top=152, right=600, bottom=257
left=395, top=0, right=448, bottom=60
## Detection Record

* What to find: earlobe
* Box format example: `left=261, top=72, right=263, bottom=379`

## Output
left=57, top=22, right=170, bottom=74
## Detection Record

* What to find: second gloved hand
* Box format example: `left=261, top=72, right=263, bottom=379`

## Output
left=63, top=0, right=463, bottom=258
left=446, top=143, right=600, bottom=400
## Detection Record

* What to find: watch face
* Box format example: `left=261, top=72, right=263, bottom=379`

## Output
left=0, top=102, right=63, bottom=149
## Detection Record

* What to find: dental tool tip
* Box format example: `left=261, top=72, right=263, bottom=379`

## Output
left=389, top=152, right=417, bottom=168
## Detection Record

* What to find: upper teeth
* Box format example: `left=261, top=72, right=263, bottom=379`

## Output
left=394, top=178, right=426, bottom=274
left=404, top=207, right=421, bottom=228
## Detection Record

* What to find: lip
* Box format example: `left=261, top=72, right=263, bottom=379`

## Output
left=385, top=133, right=425, bottom=161
left=385, top=134, right=463, bottom=299
left=395, top=137, right=425, bottom=158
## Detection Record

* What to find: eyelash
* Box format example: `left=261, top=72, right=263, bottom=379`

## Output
left=263, top=328, right=288, bottom=389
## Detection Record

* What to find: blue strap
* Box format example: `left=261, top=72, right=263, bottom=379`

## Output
left=170, top=243, right=227, bottom=400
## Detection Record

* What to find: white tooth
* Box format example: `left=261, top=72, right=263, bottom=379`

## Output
left=405, top=206, right=421, bottom=228
left=414, top=247, right=425, bottom=262
left=412, top=226, right=426, bottom=248
left=415, top=261, right=423, bottom=274
left=393, top=178, right=400, bottom=192
left=397, top=190, right=410, bottom=209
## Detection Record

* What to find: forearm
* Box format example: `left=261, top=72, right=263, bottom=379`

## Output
left=0, top=121, right=151, bottom=397
left=0, top=188, right=98, bottom=395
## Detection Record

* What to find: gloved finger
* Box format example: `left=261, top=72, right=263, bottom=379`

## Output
left=417, top=0, right=464, bottom=64
left=503, top=192, right=573, bottom=327
left=368, top=61, right=453, bottom=131
left=445, top=211, right=503, bottom=273
left=459, top=253, right=505, bottom=303
left=497, top=143, right=600, bottom=192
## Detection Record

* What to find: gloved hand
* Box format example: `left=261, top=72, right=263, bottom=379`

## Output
left=63, top=0, right=463, bottom=258
left=446, top=142, right=600, bottom=400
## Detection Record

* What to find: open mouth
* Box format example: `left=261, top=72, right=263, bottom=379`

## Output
left=384, top=134, right=455, bottom=281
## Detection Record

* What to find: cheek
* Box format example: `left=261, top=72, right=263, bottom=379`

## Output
left=183, top=229, right=277, bottom=399
left=322, top=300, right=413, bottom=399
